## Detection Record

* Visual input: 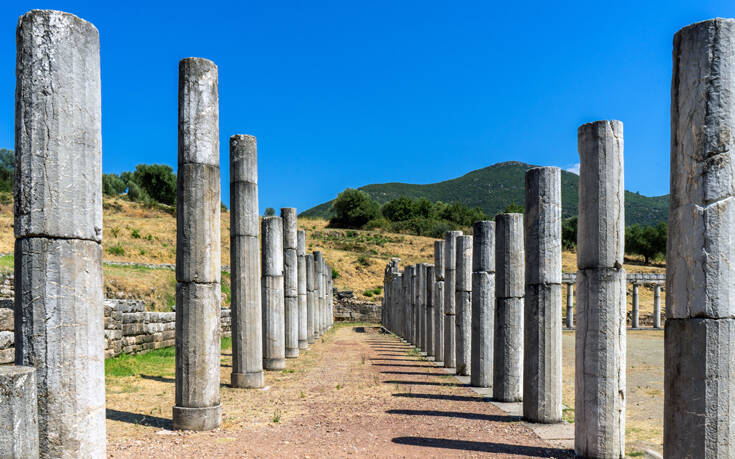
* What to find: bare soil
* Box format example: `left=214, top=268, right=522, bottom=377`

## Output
left=107, top=323, right=572, bottom=458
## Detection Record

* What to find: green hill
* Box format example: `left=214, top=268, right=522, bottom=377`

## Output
left=300, top=161, right=669, bottom=227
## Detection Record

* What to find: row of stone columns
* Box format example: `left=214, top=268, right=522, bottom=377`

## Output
left=564, top=281, right=663, bottom=330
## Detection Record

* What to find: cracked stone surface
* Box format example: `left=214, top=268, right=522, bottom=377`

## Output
left=298, top=230, right=308, bottom=349
left=470, top=221, right=495, bottom=388
left=455, top=235, right=473, bottom=376
left=262, top=217, right=285, bottom=370
left=178, top=58, right=219, bottom=166
left=0, top=366, right=38, bottom=457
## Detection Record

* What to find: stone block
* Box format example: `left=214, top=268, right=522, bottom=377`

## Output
left=494, top=297, right=523, bottom=402
left=434, top=240, right=445, bottom=280
left=472, top=221, right=495, bottom=273
left=0, top=366, right=39, bottom=458
left=0, top=348, right=14, bottom=365
left=470, top=271, right=494, bottom=387
left=262, top=274, right=285, bottom=370
left=261, top=217, right=283, bottom=277
left=178, top=58, right=219, bottom=166
left=495, top=213, right=524, bottom=298
left=455, top=235, right=473, bottom=292
left=524, top=167, right=562, bottom=285
left=0, top=309, right=12, bottom=332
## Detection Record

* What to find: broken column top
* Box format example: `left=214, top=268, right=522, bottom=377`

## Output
left=229, top=135, right=257, bottom=184
left=577, top=120, right=624, bottom=269
left=472, top=220, right=495, bottom=273
left=444, top=231, right=463, bottom=271
left=261, top=216, right=283, bottom=277
left=281, top=208, right=297, bottom=250
left=178, top=57, right=219, bottom=167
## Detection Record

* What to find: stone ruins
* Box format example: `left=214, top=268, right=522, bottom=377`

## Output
left=1, top=8, right=733, bottom=459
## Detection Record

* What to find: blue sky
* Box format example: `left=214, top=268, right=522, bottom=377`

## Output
left=0, top=1, right=732, bottom=212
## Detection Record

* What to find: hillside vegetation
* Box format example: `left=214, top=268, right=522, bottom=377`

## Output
left=301, top=161, right=669, bottom=227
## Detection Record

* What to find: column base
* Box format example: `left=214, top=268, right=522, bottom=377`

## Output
left=264, top=358, right=286, bottom=370
left=286, top=348, right=299, bottom=358
left=298, top=340, right=309, bottom=350
left=172, top=404, right=221, bottom=431
left=231, top=371, right=264, bottom=389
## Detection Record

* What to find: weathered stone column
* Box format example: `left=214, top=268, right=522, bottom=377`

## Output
left=494, top=213, right=524, bottom=402
left=444, top=232, right=462, bottom=368
left=434, top=241, right=445, bottom=363
left=455, top=234, right=473, bottom=376
left=653, top=285, right=661, bottom=329
left=314, top=251, right=324, bottom=337
left=523, top=166, right=562, bottom=423
left=417, top=263, right=426, bottom=352
left=666, top=19, right=735, bottom=457
left=14, top=10, right=106, bottom=455
left=566, top=283, right=574, bottom=329
left=631, top=283, right=639, bottom=328
left=470, top=221, right=495, bottom=387
left=426, top=265, right=435, bottom=358
left=306, top=254, right=316, bottom=343
left=174, top=57, right=222, bottom=431
left=408, top=265, right=417, bottom=345
left=297, top=231, right=308, bottom=349
left=281, top=208, right=299, bottom=358
left=403, top=268, right=411, bottom=340
left=575, top=120, right=626, bottom=457
left=229, top=134, right=263, bottom=389
left=262, top=217, right=285, bottom=370
left=0, top=366, right=39, bottom=457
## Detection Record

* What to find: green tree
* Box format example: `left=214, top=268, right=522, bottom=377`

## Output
left=132, top=164, right=177, bottom=205
left=562, top=216, right=578, bottom=250
left=329, top=188, right=381, bottom=228
left=265, top=207, right=275, bottom=216
left=0, top=149, right=14, bottom=192
left=382, top=197, right=416, bottom=221
left=625, top=222, right=666, bottom=264
left=102, top=173, right=127, bottom=196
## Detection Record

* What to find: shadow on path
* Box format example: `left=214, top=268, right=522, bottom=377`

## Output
left=387, top=409, right=520, bottom=422
left=384, top=380, right=466, bottom=387
left=393, top=392, right=486, bottom=402
left=106, top=408, right=172, bottom=430
left=391, top=437, right=573, bottom=457
left=372, top=363, right=433, bottom=368
left=140, top=374, right=175, bottom=384
left=381, top=371, right=449, bottom=376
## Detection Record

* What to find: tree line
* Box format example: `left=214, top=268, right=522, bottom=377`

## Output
left=328, top=188, right=667, bottom=264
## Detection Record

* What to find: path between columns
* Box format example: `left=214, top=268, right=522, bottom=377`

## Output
left=107, top=323, right=572, bottom=457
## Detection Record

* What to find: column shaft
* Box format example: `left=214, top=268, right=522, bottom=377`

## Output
left=470, top=221, right=495, bottom=388
left=434, top=241, right=445, bottom=363
left=443, top=232, right=462, bottom=369
left=297, top=231, right=308, bottom=349
left=262, top=217, right=285, bottom=370
left=282, top=208, right=299, bottom=358
left=455, top=235, right=473, bottom=376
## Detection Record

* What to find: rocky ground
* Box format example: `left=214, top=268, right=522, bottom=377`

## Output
left=107, top=323, right=572, bottom=458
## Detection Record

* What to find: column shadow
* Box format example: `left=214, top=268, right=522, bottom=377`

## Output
left=386, top=409, right=520, bottom=422
left=393, top=392, right=485, bottom=402
left=380, top=371, right=447, bottom=376
left=384, top=380, right=466, bottom=387
left=140, top=374, right=175, bottom=383
left=106, top=408, right=172, bottom=430
left=392, top=437, right=573, bottom=457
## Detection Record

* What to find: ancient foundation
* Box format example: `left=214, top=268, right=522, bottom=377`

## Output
left=455, top=235, right=473, bottom=376
left=262, top=217, right=285, bottom=370
left=470, top=221, right=495, bottom=388
left=434, top=241, right=445, bottom=363
left=665, top=18, right=735, bottom=457
left=523, top=167, right=562, bottom=423
left=297, top=231, right=308, bottom=350
left=282, top=208, right=299, bottom=358
left=443, top=231, right=462, bottom=369
left=494, top=213, right=524, bottom=402
left=14, top=10, right=106, bottom=455
left=575, top=120, right=626, bottom=457
left=230, top=134, right=263, bottom=389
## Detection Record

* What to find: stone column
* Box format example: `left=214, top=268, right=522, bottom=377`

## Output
left=281, top=208, right=299, bottom=358
left=174, top=58, right=222, bottom=431
left=523, top=166, right=562, bottom=423
left=306, top=254, right=316, bottom=343
left=444, top=231, right=462, bottom=369
left=434, top=241, right=445, bottom=363
left=409, top=265, right=417, bottom=346
left=417, top=264, right=426, bottom=352
left=575, top=120, right=626, bottom=457
left=395, top=273, right=404, bottom=335
left=229, top=135, right=263, bottom=389
left=297, top=231, right=308, bottom=349
left=566, top=283, right=574, bottom=329
left=0, top=366, right=39, bottom=457
left=470, top=221, right=495, bottom=388
left=403, top=268, right=411, bottom=341
left=494, top=213, right=524, bottom=402
left=14, top=10, right=106, bottom=455
left=653, top=285, right=661, bottom=329
left=262, top=217, right=285, bottom=370
left=426, top=265, right=435, bottom=358
left=314, top=251, right=324, bottom=337
left=666, top=19, right=735, bottom=457
left=455, top=234, right=473, bottom=376
left=631, top=283, right=639, bottom=329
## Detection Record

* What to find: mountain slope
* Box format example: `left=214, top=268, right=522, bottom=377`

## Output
left=300, top=161, right=669, bottom=226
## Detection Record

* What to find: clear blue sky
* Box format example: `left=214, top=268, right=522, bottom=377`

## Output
left=0, top=1, right=732, bottom=212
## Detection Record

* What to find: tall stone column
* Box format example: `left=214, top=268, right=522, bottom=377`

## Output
left=455, top=235, right=473, bottom=376
left=666, top=19, right=735, bottom=457
left=426, top=265, right=435, bottom=358
left=494, top=213, right=524, bottom=402
left=631, top=283, right=639, bottom=328
left=653, top=285, right=661, bottom=329
left=229, top=135, right=263, bottom=389
left=434, top=241, right=445, bottom=363
left=575, top=120, right=626, bottom=457
left=471, top=221, right=495, bottom=387
left=306, top=254, right=316, bottom=343
left=314, top=251, right=324, bottom=337
left=174, top=57, right=222, bottom=431
left=444, top=231, right=462, bottom=368
left=523, top=166, right=562, bottom=423
left=408, top=265, right=417, bottom=345
left=403, top=268, right=411, bottom=340
left=281, top=208, right=299, bottom=358
left=416, top=264, right=426, bottom=352
left=566, top=283, right=574, bottom=329
left=262, top=217, right=285, bottom=370
left=14, top=10, right=106, bottom=455
left=297, top=231, right=308, bottom=349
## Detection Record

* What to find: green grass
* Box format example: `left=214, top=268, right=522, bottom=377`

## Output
left=0, top=254, right=13, bottom=274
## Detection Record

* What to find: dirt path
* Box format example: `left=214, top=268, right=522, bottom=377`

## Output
left=107, top=324, right=572, bottom=458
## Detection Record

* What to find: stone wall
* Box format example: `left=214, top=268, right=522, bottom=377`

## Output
left=334, top=298, right=381, bottom=323
left=0, top=299, right=232, bottom=363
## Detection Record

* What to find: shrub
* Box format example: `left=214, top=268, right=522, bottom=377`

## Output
left=131, top=229, right=141, bottom=239
left=103, top=173, right=127, bottom=196
left=562, top=216, right=577, bottom=250
left=625, top=222, right=666, bottom=264
left=126, top=181, right=149, bottom=202
left=131, top=164, right=177, bottom=205
left=329, top=188, right=381, bottom=228
left=356, top=254, right=370, bottom=267
left=265, top=207, right=275, bottom=216
left=331, top=267, right=340, bottom=279
left=107, top=244, right=125, bottom=256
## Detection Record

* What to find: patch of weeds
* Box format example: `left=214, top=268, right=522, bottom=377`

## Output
left=281, top=368, right=295, bottom=374
left=131, top=229, right=141, bottom=239
left=139, top=249, right=146, bottom=256
left=562, top=407, right=575, bottom=423
left=110, top=227, right=120, bottom=238
left=336, top=383, right=343, bottom=390
left=221, top=275, right=231, bottom=304
left=272, top=409, right=281, bottom=423
left=361, top=354, right=366, bottom=365
left=627, top=452, right=644, bottom=457
left=221, top=336, right=232, bottom=351
left=146, top=234, right=153, bottom=241
left=300, top=391, right=306, bottom=399
left=407, top=348, right=420, bottom=357
left=107, top=244, right=125, bottom=256
left=363, top=290, right=374, bottom=297
left=356, top=254, right=370, bottom=267
left=331, top=267, right=339, bottom=279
